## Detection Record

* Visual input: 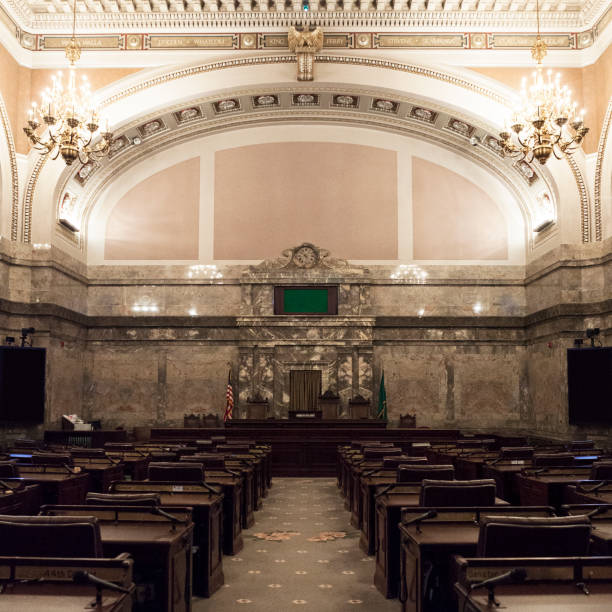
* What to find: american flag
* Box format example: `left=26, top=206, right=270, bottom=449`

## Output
left=224, top=370, right=234, bottom=422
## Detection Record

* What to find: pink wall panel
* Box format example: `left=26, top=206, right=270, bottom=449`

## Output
left=213, top=142, right=398, bottom=260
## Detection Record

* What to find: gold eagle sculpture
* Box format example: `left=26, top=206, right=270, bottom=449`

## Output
left=288, top=26, right=324, bottom=81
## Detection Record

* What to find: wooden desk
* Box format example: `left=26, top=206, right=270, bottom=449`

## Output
left=41, top=505, right=193, bottom=612
left=218, top=463, right=255, bottom=528
left=481, top=460, right=532, bottom=504
left=358, top=470, right=398, bottom=554
left=564, top=482, right=612, bottom=505
left=562, top=504, right=612, bottom=555
left=110, top=481, right=224, bottom=597
left=516, top=467, right=592, bottom=507
left=454, top=556, right=612, bottom=612
left=0, top=554, right=135, bottom=612
left=0, top=484, right=41, bottom=515
left=398, top=506, right=554, bottom=612
left=4, top=470, right=90, bottom=505
left=104, top=451, right=149, bottom=480
left=374, top=489, right=508, bottom=600
left=151, top=424, right=460, bottom=476
left=203, top=470, right=244, bottom=555
left=72, top=459, right=124, bottom=493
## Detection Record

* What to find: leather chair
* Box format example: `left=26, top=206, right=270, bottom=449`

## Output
left=182, top=454, right=226, bottom=470
left=363, top=447, right=402, bottom=459
left=397, top=464, right=455, bottom=482
left=0, top=514, right=103, bottom=557
left=12, top=439, right=39, bottom=449
left=147, top=461, right=204, bottom=482
left=533, top=453, right=574, bottom=467
left=210, top=436, right=226, bottom=446
left=500, top=446, right=534, bottom=459
left=477, top=514, right=591, bottom=557
left=217, top=444, right=252, bottom=453
left=32, top=453, right=73, bottom=466
left=86, top=492, right=161, bottom=506
left=104, top=443, right=135, bottom=451
left=383, top=456, right=427, bottom=469
left=568, top=440, right=595, bottom=451
left=70, top=448, right=107, bottom=459
left=195, top=440, right=214, bottom=451
left=590, top=461, right=612, bottom=480
left=0, top=461, right=17, bottom=478
left=420, top=478, right=497, bottom=506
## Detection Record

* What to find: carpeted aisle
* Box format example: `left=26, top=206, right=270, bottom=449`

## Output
left=197, top=477, right=399, bottom=611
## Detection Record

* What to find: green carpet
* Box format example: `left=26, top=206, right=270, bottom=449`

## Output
left=196, top=477, right=399, bottom=611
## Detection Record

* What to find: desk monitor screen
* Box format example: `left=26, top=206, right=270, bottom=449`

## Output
left=0, top=346, right=46, bottom=423
left=567, top=347, right=612, bottom=425
left=274, top=286, right=338, bottom=315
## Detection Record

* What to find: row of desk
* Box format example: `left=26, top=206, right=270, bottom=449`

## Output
left=337, top=436, right=612, bottom=612
left=0, top=437, right=273, bottom=611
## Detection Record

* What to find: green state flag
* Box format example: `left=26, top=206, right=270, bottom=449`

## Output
left=377, top=370, right=387, bottom=420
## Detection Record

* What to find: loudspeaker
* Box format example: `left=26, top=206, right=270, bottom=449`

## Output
left=567, top=347, right=612, bottom=425
left=0, top=346, right=46, bottom=422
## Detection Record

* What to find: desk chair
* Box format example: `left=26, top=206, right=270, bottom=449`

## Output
left=420, top=478, right=497, bottom=506
left=477, top=514, right=591, bottom=557
left=0, top=514, right=103, bottom=557
left=86, top=492, right=161, bottom=506
left=397, top=464, right=455, bottom=482
left=148, top=461, right=204, bottom=482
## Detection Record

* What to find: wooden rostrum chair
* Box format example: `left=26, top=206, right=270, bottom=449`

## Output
left=477, top=514, right=592, bottom=557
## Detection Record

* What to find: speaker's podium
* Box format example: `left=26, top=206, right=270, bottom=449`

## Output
left=318, top=390, right=341, bottom=419
left=243, top=396, right=269, bottom=419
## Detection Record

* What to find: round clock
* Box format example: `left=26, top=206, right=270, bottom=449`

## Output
left=292, top=245, right=318, bottom=268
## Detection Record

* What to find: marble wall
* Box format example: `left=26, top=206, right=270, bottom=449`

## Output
left=0, top=238, right=610, bottom=442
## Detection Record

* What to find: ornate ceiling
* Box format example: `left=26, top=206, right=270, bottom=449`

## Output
left=2, top=0, right=610, bottom=32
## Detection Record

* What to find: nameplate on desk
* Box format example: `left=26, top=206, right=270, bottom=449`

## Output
left=511, top=460, right=526, bottom=465
left=172, top=485, right=184, bottom=492
left=295, top=413, right=316, bottom=418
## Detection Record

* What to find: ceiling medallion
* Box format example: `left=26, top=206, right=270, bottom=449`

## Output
left=333, top=95, right=359, bottom=108
left=409, top=107, right=438, bottom=123
left=175, top=107, right=202, bottom=123
left=214, top=99, right=240, bottom=113
left=138, top=119, right=165, bottom=137
left=447, top=118, right=475, bottom=137
left=253, top=94, right=279, bottom=108
left=292, top=94, right=319, bottom=106
left=372, top=99, right=398, bottom=113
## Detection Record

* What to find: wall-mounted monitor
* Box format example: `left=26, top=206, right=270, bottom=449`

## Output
left=567, top=347, right=612, bottom=425
left=0, top=346, right=46, bottom=423
left=274, top=286, right=338, bottom=315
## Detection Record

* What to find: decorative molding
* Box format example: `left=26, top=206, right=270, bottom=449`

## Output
left=594, top=99, right=612, bottom=243
left=0, top=93, right=19, bottom=241
left=22, top=155, right=46, bottom=243
left=564, top=153, right=591, bottom=243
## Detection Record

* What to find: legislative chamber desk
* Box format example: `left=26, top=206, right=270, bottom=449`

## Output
left=110, top=480, right=224, bottom=596
left=151, top=423, right=461, bottom=476
left=41, top=505, right=193, bottom=612
left=0, top=483, right=41, bottom=515
left=0, top=554, right=135, bottom=612
left=398, top=506, right=554, bottom=612
left=2, top=469, right=89, bottom=505
left=454, top=556, right=612, bottom=612
left=564, top=481, right=612, bottom=504
left=563, top=504, right=612, bottom=555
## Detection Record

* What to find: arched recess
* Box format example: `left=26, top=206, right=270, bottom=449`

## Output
left=0, top=91, right=18, bottom=241
left=23, top=55, right=584, bottom=259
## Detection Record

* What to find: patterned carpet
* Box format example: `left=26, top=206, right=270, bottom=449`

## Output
left=196, top=477, right=399, bottom=611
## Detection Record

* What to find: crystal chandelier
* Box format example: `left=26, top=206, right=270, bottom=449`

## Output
left=23, top=0, right=112, bottom=166
left=499, top=0, right=588, bottom=165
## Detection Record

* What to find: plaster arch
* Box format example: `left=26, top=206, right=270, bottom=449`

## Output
left=22, top=55, right=585, bottom=258
left=0, top=91, right=18, bottom=241
left=595, top=98, right=612, bottom=241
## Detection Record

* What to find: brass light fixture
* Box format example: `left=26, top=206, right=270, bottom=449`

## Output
left=23, top=0, right=113, bottom=166
left=499, top=0, right=588, bottom=165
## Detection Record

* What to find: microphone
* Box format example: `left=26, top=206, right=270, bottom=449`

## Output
left=470, top=568, right=527, bottom=591
left=73, top=571, right=130, bottom=593
left=403, top=510, right=438, bottom=532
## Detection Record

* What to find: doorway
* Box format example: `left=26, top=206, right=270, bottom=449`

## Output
left=290, top=370, right=322, bottom=413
